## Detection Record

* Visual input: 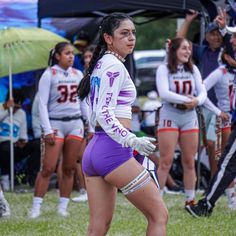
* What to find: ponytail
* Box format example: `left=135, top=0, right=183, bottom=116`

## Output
left=48, top=42, right=71, bottom=67
left=48, top=48, right=56, bottom=67
left=78, top=37, right=106, bottom=100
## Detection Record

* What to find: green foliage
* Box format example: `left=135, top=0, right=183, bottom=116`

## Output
left=135, top=18, right=177, bottom=50
left=1, top=191, right=236, bottom=235
left=134, top=17, right=200, bottom=50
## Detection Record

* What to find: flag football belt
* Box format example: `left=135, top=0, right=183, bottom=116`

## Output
left=49, top=115, right=82, bottom=122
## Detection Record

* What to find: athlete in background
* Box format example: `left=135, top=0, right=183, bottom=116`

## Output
left=29, top=42, right=89, bottom=218
left=156, top=37, right=207, bottom=209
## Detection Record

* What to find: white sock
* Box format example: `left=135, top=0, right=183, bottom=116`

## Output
left=159, top=188, right=164, bottom=197
left=58, top=197, right=69, bottom=210
left=225, top=188, right=236, bottom=203
left=79, top=188, right=87, bottom=194
left=32, top=197, right=43, bottom=210
left=1, top=175, right=10, bottom=191
left=185, top=189, right=195, bottom=202
left=0, top=190, right=4, bottom=199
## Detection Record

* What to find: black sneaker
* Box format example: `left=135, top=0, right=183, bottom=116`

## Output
left=167, top=185, right=184, bottom=194
left=185, top=198, right=213, bottom=217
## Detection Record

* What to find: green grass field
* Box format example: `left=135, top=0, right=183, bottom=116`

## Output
left=1, top=190, right=236, bottom=236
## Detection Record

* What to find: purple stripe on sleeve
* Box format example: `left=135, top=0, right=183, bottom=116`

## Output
left=118, top=90, right=134, bottom=97
left=117, top=100, right=131, bottom=105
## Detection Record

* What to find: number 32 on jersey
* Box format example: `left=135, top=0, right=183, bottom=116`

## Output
left=57, top=84, right=78, bottom=103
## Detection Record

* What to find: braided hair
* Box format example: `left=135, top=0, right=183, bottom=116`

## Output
left=48, top=42, right=72, bottom=67
left=78, top=13, right=133, bottom=100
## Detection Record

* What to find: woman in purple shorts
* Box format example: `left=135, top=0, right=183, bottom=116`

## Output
left=78, top=13, right=168, bottom=235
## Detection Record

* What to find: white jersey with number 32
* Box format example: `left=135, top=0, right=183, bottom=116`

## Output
left=38, top=65, right=84, bottom=135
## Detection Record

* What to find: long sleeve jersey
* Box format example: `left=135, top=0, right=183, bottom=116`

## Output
left=156, top=64, right=207, bottom=105
left=89, top=53, right=137, bottom=145
left=38, top=64, right=87, bottom=136
left=203, top=66, right=231, bottom=115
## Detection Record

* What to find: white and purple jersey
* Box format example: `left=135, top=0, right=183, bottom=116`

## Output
left=156, top=64, right=206, bottom=106
left=203, top=66, right=231, bottom=115
left=38, top=64, right=87, bottom=136
left=89, top=53, right=136, bottom=145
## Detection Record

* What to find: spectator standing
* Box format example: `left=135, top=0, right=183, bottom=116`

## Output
left=73, top=31, right=91, bottom=72
left=0, top=89, right=28, bottom=191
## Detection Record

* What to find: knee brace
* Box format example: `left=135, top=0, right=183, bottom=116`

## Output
left=120, top=169, right=151, bottom=195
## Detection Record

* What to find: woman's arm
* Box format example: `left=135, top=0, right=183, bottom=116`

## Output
left=38, top=69, right=53, bottom=136
left=203, top=67, right=222, bottom=91
left=203, top=98, right=221, bottom=116
left=193, top=65, right=207, bottom=105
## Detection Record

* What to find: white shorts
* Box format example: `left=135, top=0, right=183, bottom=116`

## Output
left=50, top=118, right=84, bottom=140
left=157, top=104, right=199, bottom=134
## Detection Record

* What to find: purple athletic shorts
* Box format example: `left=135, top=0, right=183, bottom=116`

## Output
left=82, top=131, right=133, bottom=177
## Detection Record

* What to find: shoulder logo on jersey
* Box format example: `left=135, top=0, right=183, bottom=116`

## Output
left=90, top=76, right=101, bottom=107
left=51, top=68, right=57, bottom=75
left=72, top=68, right=78, bottom=75
left=106, top=71, right=120, bottom=87
left=221, top=67, right=228, bottom=75
left=95, top=61, right=102, bottom=69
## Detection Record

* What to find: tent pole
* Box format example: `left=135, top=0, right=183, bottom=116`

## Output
left=200, top=15, right=205, bottom=44
left=8, top=58, right=14, bottom=192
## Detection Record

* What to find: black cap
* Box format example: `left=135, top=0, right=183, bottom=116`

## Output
left=73, top=31, right=90, bottom=47
left=205, top=22, right=219, bottom=33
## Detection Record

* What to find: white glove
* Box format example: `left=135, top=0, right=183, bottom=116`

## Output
left=124, top=136, right=156, bottom=156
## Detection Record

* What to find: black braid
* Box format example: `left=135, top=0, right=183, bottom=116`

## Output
left=47, top=49, right=55, bottom=67
left=78, top=37, right=106, bottom=100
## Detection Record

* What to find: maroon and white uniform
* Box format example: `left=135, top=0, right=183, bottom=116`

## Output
left=203, top=66, right=232, bottom=130
left=38, top=65, right=89, bottom=139
left=156, top=64, right=207, bottom=133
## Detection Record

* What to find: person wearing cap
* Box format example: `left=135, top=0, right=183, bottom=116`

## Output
left=177, top=10, right=223, bottom=80
left=72, top=31, right=91, bottom=72
left=186, top=10, right=236, bottom=217
left=177, top=10, right=225, bottom=192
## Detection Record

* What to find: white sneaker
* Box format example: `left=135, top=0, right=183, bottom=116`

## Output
left=228, top=202, right=236, bottom=210
left=72, top=192, right=88, bottom=202
left=1, top=175, right=10, bottom=191
left=228, top=197, right=236, bottom=210
left=0, top=198, right=10, bottom=217
left=57, top=208, right=69, bottom=217
left=28, top=208, right=41, bottom=219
